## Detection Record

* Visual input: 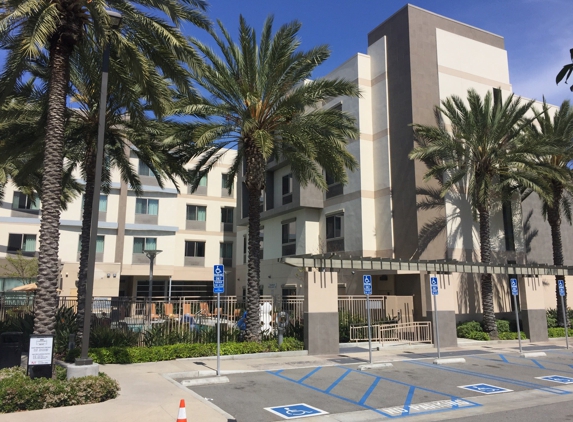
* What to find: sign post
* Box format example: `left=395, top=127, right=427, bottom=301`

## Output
left=213, top=264, right=225, bottom=376
left=363, top=275, right=373, bottom=364
left=430, top=276, right=440, bottom=359
left=558, top=280, right=568, bottom=349
left=510, top=278, right=522, bottom=354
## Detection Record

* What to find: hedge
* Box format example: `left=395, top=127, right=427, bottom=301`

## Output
left=456, top=320, right=526, bottom=341
left=0, top=367, right=119, bottom=413
left=548, top=327, right=568, bottom=338
left=87, top=338, right=304, bottom=364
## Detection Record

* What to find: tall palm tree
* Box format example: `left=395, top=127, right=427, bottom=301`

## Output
left=174, top=16, right=360, bottom=341
left=528, top=100, right=573, bottom=327
left=0, top=0, right=209, bottom=334
left=409, top=89, right=554, bottom=336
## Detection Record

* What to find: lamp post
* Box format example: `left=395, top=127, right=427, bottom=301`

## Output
left=143, top=249, right=162, bottom=299
left=76, top=10, right=123, bottom=366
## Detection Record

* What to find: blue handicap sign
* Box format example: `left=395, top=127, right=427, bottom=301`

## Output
left=430, top=276, right=438, bottom=286
left=558, top=280, right=566, bottom=297
left=265, top=403, right=328, bottom=419
left=431, top=285, right=439, bottom=296
left=559, top=287, right=566, bottom=297
left=536, top=375, right=573, bottom=384
left=363, top=275, right=372, bottom=295
left=510, top=278, right=518, bottom=296
left=213, top=265, right=225, bottom=294
left=430, top=276, right=439, bottom=295
left=459, top=383, right=512, bottom=394
left=213, top=264, right=224, bottom=276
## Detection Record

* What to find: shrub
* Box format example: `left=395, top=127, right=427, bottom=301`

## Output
left=54, top=307, right=78, bottom=355
left=547, top=308, right=573, bottom=328
left=496, top=319, right=511, bottom=333
left=456, top=321, right=483, bottom=338
left=548, top=327, right=567, bottom=338
left=88, top=338, right=304, bottom=364
left=498, top=331, right=526, bottom=340
left=339, top=312, right=366, bottom=343
left=466, top=331, right=490, bottom=341
left=89, top=326, right=139, bottom=348
left=0, top=367, right=119, bottom=413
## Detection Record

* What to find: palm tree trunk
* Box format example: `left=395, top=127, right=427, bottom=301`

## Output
left=35, top=39, right=73, bottom=335
left=244, top=142, right=265, bottom=342
left=76, top=140, right=97, bottom=336
left=478, top=206, right=498, bottom=337
left=547, top=183, right=568, bottom=327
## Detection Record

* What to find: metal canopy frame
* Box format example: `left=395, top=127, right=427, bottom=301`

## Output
left=280, top=254, right=573, bottom=276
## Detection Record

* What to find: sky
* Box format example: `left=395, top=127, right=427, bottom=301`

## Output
left=186, top=0, right=573, bottom=106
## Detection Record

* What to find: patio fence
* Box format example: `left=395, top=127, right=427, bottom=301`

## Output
left=350, top=321, right=433, bottom=345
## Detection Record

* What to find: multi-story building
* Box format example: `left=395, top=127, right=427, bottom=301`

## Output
left=233, top=4, right=563, bottom=338
left=0, top=149, right=237, bottom=298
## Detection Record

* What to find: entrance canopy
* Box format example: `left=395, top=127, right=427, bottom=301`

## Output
left=280, top=255, right=573, bottom=276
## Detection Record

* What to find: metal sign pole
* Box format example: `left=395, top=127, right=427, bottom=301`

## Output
left=367, top=293, right=372, bottom=364
left=513, top=293, right=522, bottom=354
left=561, top=295, right=569, bottom=349
left=217, top=291, right=221, bottom=376
left=433, top=293, right=440, bottom=359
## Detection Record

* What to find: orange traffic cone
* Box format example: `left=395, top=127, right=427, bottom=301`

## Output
left=176, top=399, right=187, bottom=422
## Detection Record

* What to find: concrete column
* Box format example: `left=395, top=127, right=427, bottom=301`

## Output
left=519, top=275, right=548, bottom=342
left=304, top=269, right=339, bottom=355
left=425, top=272, right=458, bottom=347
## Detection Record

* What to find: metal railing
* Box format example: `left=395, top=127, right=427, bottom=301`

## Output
left=0, top=292, right=35, bottom=320
left=350, top=321, right=432, bottom=345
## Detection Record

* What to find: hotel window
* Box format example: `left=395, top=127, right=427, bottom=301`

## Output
left=221, top=173, right=232, bottom=189
left=133, top=237, right=157, bottom=253
left=325, top=172, right=343, bottom=199
left=199, top=175, right=207, bottom=187
left=78, top=235, right=105, bottom=253
left=135, top=198, right=159, bottom=215
left=282, top=173, right=293, bottom=205
left=7, top=234, right=36, bottom=255
left=12, top=192, right=40, bottom=210
left=326, top=213, right=344, bottom=252
left=221, top=207, right=234, bottom=224
left=98, top=195, right=108, bottom=212
left=281, top=221, right=296, bottom=256
left=220, top=242, right=233, bottom=259
left=138, top=160, right=152, bottom=176
left=185, top=241, right=206, bottom=257
left=187, top=205, right=207, bottom=221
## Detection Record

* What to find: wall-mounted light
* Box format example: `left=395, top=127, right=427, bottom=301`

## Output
left=107, top=273, right=111, bottom=278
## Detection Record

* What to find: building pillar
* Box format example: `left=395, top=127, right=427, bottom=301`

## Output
left=304, top=269, right=339, bottom=355
left=519, top=275, right=548, bottom=342
left=425, top=272, right=458, bottom=347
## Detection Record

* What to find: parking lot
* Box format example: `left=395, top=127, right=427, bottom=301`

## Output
left=184, top=347, right=573, bottom=421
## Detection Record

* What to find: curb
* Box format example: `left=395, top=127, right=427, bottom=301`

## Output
left=182, top=376, right=230, bottom=387
left=433, top=357, right=466, bottom=365
left=176, top=349, right=308, bottom=361
left=358, top=363, right=393, bottom=370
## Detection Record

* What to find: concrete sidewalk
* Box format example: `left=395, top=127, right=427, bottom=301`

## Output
left=0, top=338, right=569, bottom=422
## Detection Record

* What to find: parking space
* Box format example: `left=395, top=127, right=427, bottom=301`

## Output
left=186, top=349, right=573, bottom=421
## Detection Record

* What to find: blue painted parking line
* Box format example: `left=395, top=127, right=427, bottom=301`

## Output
left=471, top=354, right=573, bottom=375
left=268, top=366, right=481, bottom=419
left=408, top=360, right=570, bottom=395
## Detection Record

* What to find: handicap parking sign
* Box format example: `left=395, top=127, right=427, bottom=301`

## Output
left=510, top=278, right=518, bottom=296
left=430, top=276, right=439, bottom=296
left=536, top=375, right=573, bottom=384
left=458, top=383, right=513, bottom=394
left=265, top=403, right=328, bottom=419
left=363, top=275, right=372, bottom=295
left=558, top=280, right=566, bottom=297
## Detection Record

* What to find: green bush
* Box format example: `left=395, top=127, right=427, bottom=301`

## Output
left=339, top=312, right=366, bottom=342
left=0, top=367, right=119, bottom=413
left=498, top=331, right=527, bottom=340
left=54, top=307, right=78, bottom=355
left=466, top=331, right=490, bottom=341
left=89, top=326, right=139, bottom=348
left=548, top=327, right=568, bottom=337
left=88, top=338, right=304, bottom=364
left=456, top=321, right=483, bottom=338
left=547, top=308, right=572, bottom=328
left=496, top=319, right=511, bottom=333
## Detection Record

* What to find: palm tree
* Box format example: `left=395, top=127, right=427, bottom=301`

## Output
left=409, top=89, right=554, bottom=337
left=528, top=100, right=573, bottom=327
left=0, top=0, right=209, bottom=334
left=174, top=16, right=360, bottom=341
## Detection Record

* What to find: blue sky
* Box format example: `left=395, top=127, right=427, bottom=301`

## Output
left=191, top=0, right=572, bottom=106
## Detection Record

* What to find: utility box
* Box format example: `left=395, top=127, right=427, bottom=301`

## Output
left=0, top=332, right=23, bottom=369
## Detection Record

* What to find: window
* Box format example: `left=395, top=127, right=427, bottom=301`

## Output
left=99, top=195, right=108, bottom=213
left=12, top=192, right=39, bottom=210
left=199, top=175, right=207, bottom=187
left=282, top=221, right=296, bottom=256
left=502, top=202, right=515, bottom=252
left=325, top=172, right=343, bottom=198
left=220, top=242, right=233, bottom=259
left=185, top=241, right=205, bottom=257
left=187, top=205, right=206, bottom=221
left=138, top=160, right=152, bottom=176
left=326, top=213, right=345, bottom=252
left=221, top=173, right=232, bottom=189
left=133, top=237, right=157, bottom=254
left=221, top=207, right=234, bottom=224
left=135, top=198, right=158, bottom=215
left=282, top=174, right=293, bottom=205
left=78, top=235, right=104, bottom=253
left=7, top=234, right=36, bottom=254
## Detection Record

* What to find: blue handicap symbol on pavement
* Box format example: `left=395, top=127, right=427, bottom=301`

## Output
left=458, top=383, right=512, bottom=394
left=536, top=375, right=573, bottom=384
left=265, top=403, right=328, bottom=419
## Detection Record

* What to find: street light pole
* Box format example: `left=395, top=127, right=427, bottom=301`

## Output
left=76, top=10, right=123, bottom=366
left=144, top=249, right=162, bottom=299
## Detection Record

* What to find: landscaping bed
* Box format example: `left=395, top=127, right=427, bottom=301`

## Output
left=0, top=367, right=119, bottom=414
